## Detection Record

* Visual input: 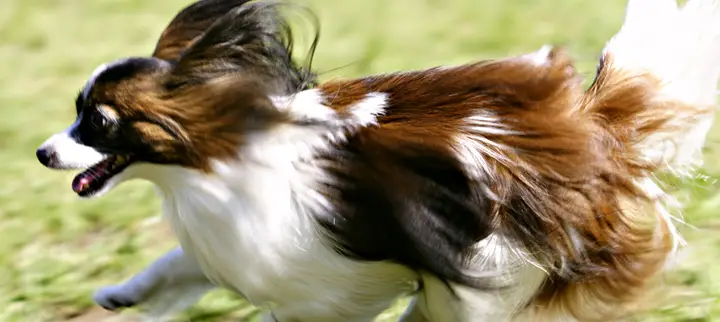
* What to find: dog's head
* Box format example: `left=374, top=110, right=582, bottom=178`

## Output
left=36, top=0, right=317, bottom=197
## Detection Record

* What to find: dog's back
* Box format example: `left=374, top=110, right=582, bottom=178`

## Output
left=309, top=0, right=720, bottom=320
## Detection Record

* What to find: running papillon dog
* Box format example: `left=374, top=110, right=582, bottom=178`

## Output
left=36, top=0, right=720, bottom=321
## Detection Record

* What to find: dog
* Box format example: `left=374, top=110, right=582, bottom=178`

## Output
left=35, top=0, right=720, bottom=321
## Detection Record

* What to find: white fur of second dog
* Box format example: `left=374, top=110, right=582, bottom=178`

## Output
left=606, top=0, right=720, bottom=176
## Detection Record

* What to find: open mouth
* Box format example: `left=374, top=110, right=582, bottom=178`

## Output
left=71, top=155, right=134, bottom=197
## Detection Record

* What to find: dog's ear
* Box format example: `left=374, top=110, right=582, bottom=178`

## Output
left=163, top=2, right=313, bottom=94
left=152, top=0, right=253, bottom=62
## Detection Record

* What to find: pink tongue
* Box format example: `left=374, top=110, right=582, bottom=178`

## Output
left=71, top=159, right=111, bottom=193
left=72, top=174, right=94, bottom=193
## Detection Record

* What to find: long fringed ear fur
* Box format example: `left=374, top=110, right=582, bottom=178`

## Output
left=158, top=1, right=318, bottom=95
left=152, top=0, right=254, bottom=62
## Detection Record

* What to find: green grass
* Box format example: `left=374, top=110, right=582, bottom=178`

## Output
left=1, top=0, right=719, bottom=321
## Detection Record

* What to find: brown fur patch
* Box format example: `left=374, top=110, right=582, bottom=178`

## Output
left=76, top=0, right=315, bottom=172
left=317, top=48, right=680, bottom=320
left=90, top=72, right=283, bottom=171
left=526, top=53, right=683, bottom=321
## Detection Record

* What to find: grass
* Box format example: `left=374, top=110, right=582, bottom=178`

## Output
left=0, top=0, right=718, bottom=321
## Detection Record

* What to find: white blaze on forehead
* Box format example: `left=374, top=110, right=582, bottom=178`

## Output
left=81, top=63, right=108, bottom=101
left=39, top=120, right=106, bottom=169
left=81, top=58, right=131, bottom=101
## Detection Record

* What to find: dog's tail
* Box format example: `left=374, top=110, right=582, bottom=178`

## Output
left=532, top=0, right=720, bottom=319
left=584, top=0, right=720, bottom=177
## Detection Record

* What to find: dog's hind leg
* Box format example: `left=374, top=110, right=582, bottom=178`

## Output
left=93, top=246, right=215, bottom=319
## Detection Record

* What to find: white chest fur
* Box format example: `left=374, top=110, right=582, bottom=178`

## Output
left=151, top=161, right=417, bottom=321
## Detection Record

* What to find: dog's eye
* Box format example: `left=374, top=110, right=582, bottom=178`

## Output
left=89, top=110, right=107, bottom=130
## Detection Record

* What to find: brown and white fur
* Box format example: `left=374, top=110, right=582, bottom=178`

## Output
left=35, top=0, right=720, bottom=321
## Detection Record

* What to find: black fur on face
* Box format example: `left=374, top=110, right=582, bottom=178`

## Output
left=72, top=58, right=170, bottom=155
left=71, top=0, right=321, bottom=170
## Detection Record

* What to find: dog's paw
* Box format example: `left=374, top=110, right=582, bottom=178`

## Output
left=93, top=285, right=142, bottom=311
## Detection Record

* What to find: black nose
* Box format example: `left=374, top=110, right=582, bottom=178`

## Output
left=36, top=147, right=54, bottom=167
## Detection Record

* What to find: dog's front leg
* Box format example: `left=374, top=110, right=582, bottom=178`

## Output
left=399, top=296, right=430, bottom=322
left=93, top=246, right=215, bottom=318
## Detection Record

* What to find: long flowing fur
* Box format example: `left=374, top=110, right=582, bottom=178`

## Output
left=35, top=0, right=720, bottom=321
left=528, top=0, right=720, bottom=319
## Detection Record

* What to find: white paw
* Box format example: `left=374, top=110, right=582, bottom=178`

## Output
left=93, top=285, right=142, bottom=311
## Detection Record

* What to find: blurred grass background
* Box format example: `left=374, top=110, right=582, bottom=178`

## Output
left=0, top=0, right=718, bottom=321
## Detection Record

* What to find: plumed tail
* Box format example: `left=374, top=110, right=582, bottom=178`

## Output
left=531, top=0, right=720, bottom=320
left=586, top=0, right=720, bottom=176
